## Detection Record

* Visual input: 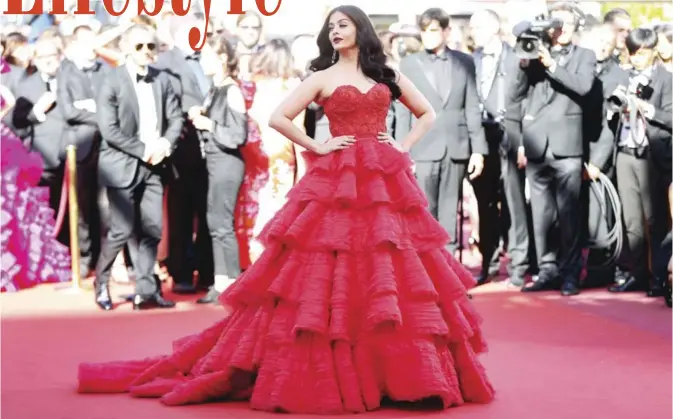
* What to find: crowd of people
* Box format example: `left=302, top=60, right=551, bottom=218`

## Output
left=0, top=3, right=671, bottom=310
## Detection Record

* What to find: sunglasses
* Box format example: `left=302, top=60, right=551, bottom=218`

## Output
left=135, top=43, right=157, bottom=52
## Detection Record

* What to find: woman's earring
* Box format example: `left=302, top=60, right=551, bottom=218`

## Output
left=331, top=50, right=337, bottom=63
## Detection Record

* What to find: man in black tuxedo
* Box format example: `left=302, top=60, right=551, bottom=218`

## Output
left=609, top=28, right=672, bottom=296
left=154, top=16, right=214, bottom=297
left=579, top=24, right=629, bottom=287
left=512, top=3, right=596, bottom=296
left=95, top=24, right=183, bottom=311
left=469, top=9, right=531, bottom=288
left=398, top=8, right=487, bottom=254
left=12, top=35, right=67, bottom=242
left=56, top=24, right=108, bottom=277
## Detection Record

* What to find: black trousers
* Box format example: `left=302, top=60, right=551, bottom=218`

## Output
left=584, top=176, right=617, bottom=286
left=415, top=152, right=467, bottom=254
left=166, top=155, right=213, bottom=287
left=526, top=150, right=583, bottom=284
left=616, top=150, right=670, bottom=283
left=95, top=165, right=163, bottom=297
left=39, top=166, right=68, bottom=245
left=470, top=148, right=502, bottom=275
left=205, top=150, right=245, bottom=278
left=75, top=157, right=101, bottom=274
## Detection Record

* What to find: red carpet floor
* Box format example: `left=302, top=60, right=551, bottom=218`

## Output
left=1, top=281, right=671, bottom=419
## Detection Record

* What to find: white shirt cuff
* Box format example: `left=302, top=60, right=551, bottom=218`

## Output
left=158, top=137, right=172, bottom=157
left=32, top=108, right=47, bottom=123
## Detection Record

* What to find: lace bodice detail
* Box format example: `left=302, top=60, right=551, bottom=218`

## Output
left=319, top=84, right=391, bottom=138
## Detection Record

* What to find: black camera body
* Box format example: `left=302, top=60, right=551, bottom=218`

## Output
left=513, top=15, right=564, bottom=59
left=606, top=74, right=654, bottom=113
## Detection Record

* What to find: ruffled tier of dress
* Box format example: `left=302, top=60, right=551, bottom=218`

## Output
left=78, top=138, right=494, bottom=413
left=1, top=130, right=71, bottom=292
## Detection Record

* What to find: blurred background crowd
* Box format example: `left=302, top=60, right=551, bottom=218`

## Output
left=0, top=0, right=671, bottom=308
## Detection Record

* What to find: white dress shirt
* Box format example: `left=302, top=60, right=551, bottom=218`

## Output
left=125, top=62, right=171, bottom=161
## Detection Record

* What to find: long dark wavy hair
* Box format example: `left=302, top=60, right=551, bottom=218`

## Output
left=309, top=5, right=401, bottom=99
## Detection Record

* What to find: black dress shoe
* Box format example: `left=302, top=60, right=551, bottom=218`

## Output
left=95, top=286, right=113, bottom=311
left=172, top=283, right=198, bottom=294
left=560, top=282, right=580, bottom=296
left=647, top=287, right=665, bottom=298
left=196, top=287, right=221, bottom=304
left=608, top=276, right=645, bottom=293
left=474, top=274, right=492, bottom=287
left=133, top=293, right=176, bottom=310
left=522, top=273, right=558, bottom=293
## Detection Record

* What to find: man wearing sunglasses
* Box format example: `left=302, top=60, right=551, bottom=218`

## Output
left=94, top=23, right=183, bottom=311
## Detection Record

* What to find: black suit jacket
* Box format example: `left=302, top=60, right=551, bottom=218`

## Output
left=473, top=43, right=523, bottom=152
left=154, top=48, right=205, bottom=112
left=96, top=65, right=183, bottom=188
left=11, top=71, right=67, bottom=170
left=642, top=65, right=672, bottom=173
left=201, top=84, right=247, bottom=154
left=56, top=59, right=109, bottom=162
left=154, top=48, right=208, bottom=170
left=584, top=60, right=629, bottom=170
left=511, top=45, right=596, bottom=160
left=397, top=49, right=488, bottom=161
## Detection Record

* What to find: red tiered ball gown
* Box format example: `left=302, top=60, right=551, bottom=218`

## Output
left=77, top=83, right=495, bottom=414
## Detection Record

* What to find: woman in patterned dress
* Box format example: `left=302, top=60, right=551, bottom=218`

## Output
left=236, top=39, right=307, bottom=268
left=0, top=56, right=71, bottom=292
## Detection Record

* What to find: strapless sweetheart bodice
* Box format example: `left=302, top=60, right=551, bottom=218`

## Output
left=319, top=83, right=391, bottom=138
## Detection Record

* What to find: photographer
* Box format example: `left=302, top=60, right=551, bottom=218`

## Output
left=580, top=24, right=629, bottom=286
left=511, top=3, right=596, bottom=296
left=610, top=28, right=672, bottom=296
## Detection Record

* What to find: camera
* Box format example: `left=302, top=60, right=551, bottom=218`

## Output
left=513, top=15, right=564, bottom=59
left=606, top=74, right=654, bottom=113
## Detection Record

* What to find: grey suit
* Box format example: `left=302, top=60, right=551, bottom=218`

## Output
left=472, top=43, right=531, bottom=279
left=95, top=64, right=182, bottom=297
left=615, top=64, right=672, bottom=284
left=398, top=48, right=488, bottom=252
left=511, top=45, right=596, bottom=284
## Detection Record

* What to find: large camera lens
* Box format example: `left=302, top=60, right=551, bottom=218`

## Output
left=522, top=40, right=535, bottom=52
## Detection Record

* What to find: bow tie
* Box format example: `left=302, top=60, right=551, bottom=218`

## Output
left=428, top=52, right=448, bottom=61
left=82, top=62, right=100, bottom=73
left=551, top=46, right=571, bottom=58
left=136, top=73, right=153, bottom=83
left=185, top=53, right=201, bottom=61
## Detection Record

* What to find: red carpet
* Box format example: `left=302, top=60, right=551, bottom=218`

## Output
left=1, top=281, right=670, bottom=419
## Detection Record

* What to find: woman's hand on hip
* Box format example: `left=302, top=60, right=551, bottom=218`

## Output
left=378, top=132, right=406, bottom=152
left=315, top=135, right=356, bottom=155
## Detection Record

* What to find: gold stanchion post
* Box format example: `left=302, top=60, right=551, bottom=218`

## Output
left=56, top=145, right=90, bottom=292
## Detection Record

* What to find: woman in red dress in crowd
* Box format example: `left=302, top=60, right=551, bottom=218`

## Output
left=0, top=56, right=71, bottom=292
left=77, top=5, right=494, bottom=413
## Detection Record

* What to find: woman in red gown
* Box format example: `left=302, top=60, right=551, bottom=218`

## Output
left=77, top=5, right=494, bottom=413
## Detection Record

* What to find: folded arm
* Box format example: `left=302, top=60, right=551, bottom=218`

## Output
left=57, top=72, right=98, bottom=126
